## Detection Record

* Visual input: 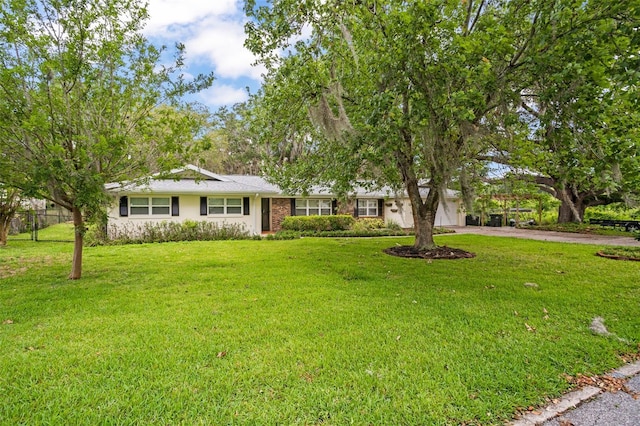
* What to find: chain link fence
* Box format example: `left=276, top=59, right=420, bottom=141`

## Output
left=8, top=209, right=74, bottom=242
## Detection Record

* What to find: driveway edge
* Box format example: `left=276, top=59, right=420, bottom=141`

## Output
left=509, top=361, right=640, bottom=426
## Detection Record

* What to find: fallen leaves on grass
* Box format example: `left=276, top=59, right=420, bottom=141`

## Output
left=619, top=347, right=640, bottom=363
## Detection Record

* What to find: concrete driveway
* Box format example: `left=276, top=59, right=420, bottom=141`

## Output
left=447, top=226, right=640, bottom=247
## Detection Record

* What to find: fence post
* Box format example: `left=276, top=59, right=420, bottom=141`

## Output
left=33, top=212, right=38, bottom=242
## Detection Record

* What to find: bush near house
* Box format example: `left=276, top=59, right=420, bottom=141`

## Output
left=351, top=218, right=386, bottom=231
left=88, top=220, right=256, bottom=245
left=281, top=214, right=355, bottom=232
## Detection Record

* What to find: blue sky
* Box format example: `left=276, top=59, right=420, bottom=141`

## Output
left=143, top=0, right=267, bottom=110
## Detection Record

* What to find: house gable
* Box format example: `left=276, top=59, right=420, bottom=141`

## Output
left=162, top=164, right=230, bottom=182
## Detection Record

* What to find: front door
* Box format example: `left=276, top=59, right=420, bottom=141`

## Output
left=261, top=198, right=271, bottom=232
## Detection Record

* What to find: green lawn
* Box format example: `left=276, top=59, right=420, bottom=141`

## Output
left=1, top=232, right=638, bottom=425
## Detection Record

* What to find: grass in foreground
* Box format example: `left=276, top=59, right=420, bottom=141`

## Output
left=1, top=233, right=639, bottom=425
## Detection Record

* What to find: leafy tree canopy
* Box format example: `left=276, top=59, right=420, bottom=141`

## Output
left=244, top=0, right=633, bottom=246
left=0, top=0, right=214, bottom=277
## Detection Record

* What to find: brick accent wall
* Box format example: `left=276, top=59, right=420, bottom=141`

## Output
left=268, top=197, right=385, bottom=232
left=271, top=198, right=291, bottom=232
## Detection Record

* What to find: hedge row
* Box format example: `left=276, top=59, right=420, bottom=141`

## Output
left=88, top=220, right=257, bottom=245
left=281, top=215, right=355, bottom=232
left=270, top=225, right=453, bottom=239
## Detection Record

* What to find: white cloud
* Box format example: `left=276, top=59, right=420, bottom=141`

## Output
left=198, top=83, right=249, bottom=108
left=187, top=17, right=265, bottom=80
left=143, top=0, right=264, bottom=85
left=143, top=0, right=238, bottom=36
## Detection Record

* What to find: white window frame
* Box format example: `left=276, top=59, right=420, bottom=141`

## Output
left=295, top=199, right=332, bottom=216
left=357, top=199, right=379, bottom=217
left=130, top=197, right=171, bottom=216
left=208, top=197, right=242, bottom=216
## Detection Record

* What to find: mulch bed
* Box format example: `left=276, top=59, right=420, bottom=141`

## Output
left=384, top=245, right=475, bottom=260
left=596, top=252, right=640, bottom=261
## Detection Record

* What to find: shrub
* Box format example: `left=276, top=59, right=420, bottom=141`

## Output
left=352, top=218, right=385, bottom=231
left=281, top=215, right=355, bottom=232
left=84, top=224, right=108, bottom=246
left=385, top=219, right=402, bottom=231
left=265, top=231, right=301, bottom=240
left=584, top=209, right=630, bottom=222
left=98, top=221, right=253, bottom=245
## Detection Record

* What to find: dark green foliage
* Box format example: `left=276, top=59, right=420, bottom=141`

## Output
left=281, top=215, right=355, bottom=232
left=271, top=226, right=454, bottom=239
left=264, top=230, right=302, bottom=240
left=289, top=229, right=410, bottom=238
left=88, top=221, right=253, bottom=245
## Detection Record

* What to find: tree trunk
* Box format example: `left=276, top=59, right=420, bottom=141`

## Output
left=0, top=190, right=20, bottom=246
left=394, top=142, right=439, bottom=249
left=411, top=181, right=439, bottom=249
left=69, top=207, right=84, bottom=280
left=0, top=216, right=9, bottom=246
left=557, top=200, right=586, bottom=223
left=557, top=188, right=586, bottom=223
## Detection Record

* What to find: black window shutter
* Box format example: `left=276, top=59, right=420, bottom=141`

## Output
left=332, top=199, right=338, bottom=214
left=243, top=197, right=250, bottom=215
left=200, top=197, right=207, bottom=216
left=353, top=199, right=359, bottom=217
left=171, top=196, right=179, bottom=216
left=119, top=196, right=128, bottom=217
left=378, top=199, right=384, bottom=216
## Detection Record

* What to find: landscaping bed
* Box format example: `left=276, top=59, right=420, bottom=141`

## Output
left=384, top=245, right=475, bottom=259
left=596, top=246, right=640, bottom=261
left=520, top=222, right=635, bottom=237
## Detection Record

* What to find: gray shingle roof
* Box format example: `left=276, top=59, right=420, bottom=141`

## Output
left=112, top=178, right=279, bottom=195
left=107, top=165, right=459, bottom=199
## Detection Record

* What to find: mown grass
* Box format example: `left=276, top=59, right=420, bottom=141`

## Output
left=7, top=222, right=75, bottom=243
left=1, top=230, right=639, bottom=425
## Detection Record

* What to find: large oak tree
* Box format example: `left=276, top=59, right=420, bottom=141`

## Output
left=493, top=2, right=640, bottom=222
left=244, top=0, right=629, bottom=248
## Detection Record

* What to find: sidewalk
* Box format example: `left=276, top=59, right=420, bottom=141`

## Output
left=511, top=361, right=640, bottom=426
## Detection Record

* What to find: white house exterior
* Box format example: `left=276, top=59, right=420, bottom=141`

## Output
left=106, top=165, right=464, bottom=236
